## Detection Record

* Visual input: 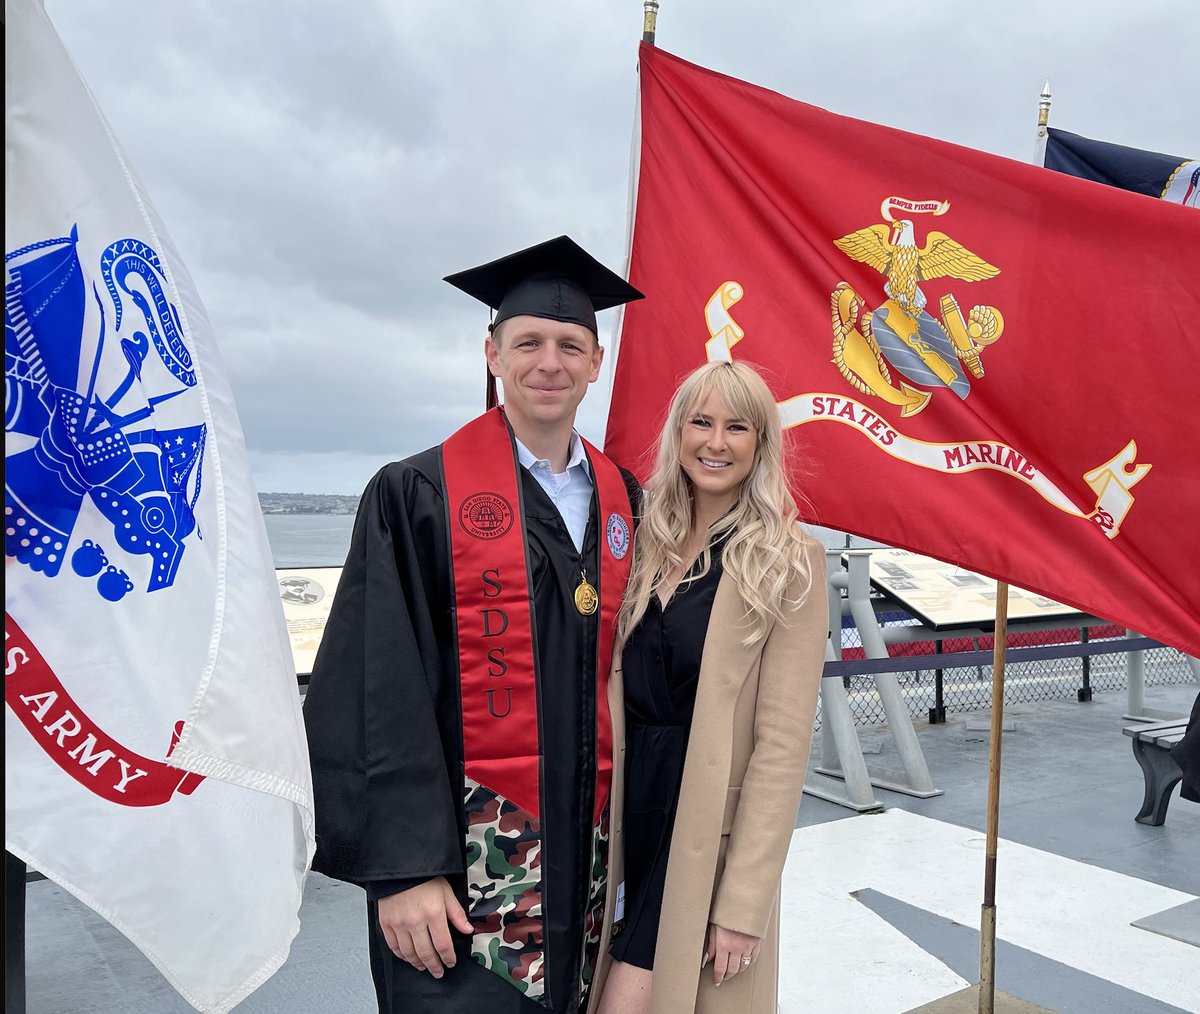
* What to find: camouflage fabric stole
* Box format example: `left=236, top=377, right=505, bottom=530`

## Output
left=443, top=407, right=546, bottom=999
left=578, top=807, right=611, bottom=1006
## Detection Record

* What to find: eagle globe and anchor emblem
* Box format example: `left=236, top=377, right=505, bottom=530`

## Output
left=830, top=196, right=1005, bottom=417
left=698, top=194, right=1151, bottom=540
left=5, top=226, right=207, bottom=602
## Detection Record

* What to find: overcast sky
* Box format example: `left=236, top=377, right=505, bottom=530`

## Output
left=45, top=1, right=1199, bottom=494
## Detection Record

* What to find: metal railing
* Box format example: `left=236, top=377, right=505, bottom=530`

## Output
left=816, top=615, right=1193, bottom=729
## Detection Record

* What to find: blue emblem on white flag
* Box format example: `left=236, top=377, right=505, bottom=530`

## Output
left=6, top=5, right=312, bottom=1009
left=5, top=226, right=206, bottom=600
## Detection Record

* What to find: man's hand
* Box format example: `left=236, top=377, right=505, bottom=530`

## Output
left=704, top=922, right=761, bottom=985
left=377, top=877, right=474, bottom=978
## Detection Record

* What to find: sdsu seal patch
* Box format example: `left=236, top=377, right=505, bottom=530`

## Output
left=606, top=513, right=631, bottom=560
left=459, top=492, right=515, bottom=540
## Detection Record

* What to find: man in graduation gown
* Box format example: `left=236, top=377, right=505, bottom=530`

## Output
left=303, top=236, right=643, bottom=1014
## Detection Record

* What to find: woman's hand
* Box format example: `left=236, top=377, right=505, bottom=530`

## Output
left=703, top=922, right=761, bottom=985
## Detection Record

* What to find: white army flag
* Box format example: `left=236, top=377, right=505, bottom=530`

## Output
left=5, top=1, right=315, bottom=1011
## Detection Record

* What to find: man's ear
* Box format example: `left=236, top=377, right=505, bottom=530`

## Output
left=589, top=343, right=605, bottom=382
left=485, top=334, right=501, bottom=376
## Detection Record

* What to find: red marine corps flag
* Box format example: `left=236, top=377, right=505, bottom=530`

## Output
left=606, top=45, right=1199, bottom=656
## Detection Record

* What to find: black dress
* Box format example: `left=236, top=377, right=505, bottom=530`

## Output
left=611, top=538, right=725, bottom=970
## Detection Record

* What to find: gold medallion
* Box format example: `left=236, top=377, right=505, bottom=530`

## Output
left=574, top=580, right=599, bottom=615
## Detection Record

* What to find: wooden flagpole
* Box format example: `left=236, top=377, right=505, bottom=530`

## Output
left=978, top=581, right=1009, bottom=1014
left=977, top=83, right=1052, bottom=1011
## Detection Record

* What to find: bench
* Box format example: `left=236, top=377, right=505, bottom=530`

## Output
left=1123, top=719, right=1187, bottom=826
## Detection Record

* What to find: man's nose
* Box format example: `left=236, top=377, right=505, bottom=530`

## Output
left=535, top=345, right=564, bottom=370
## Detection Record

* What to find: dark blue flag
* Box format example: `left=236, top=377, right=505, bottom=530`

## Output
left=1045, top=127, right=1198, bottom=207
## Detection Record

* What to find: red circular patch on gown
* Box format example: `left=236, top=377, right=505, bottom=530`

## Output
left=459, top=492, right=515, bottom=540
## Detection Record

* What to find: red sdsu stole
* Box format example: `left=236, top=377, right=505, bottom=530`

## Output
left=441, top=406, right=633, bottom=998
left=442, top=407, right=631, bottom=821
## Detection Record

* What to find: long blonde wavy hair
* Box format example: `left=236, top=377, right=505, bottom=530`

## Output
left=617, top=360, right=816, bottom=646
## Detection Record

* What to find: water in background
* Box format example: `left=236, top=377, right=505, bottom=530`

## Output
left=264, top=514, right=356, bottom=568
left=262, top=513, right=878, bottom=570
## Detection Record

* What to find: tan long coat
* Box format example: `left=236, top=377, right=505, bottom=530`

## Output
left=593, top=542, right=827, bottom=1014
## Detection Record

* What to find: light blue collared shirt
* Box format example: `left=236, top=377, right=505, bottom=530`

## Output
left=516, top=432, right=593, bottom=552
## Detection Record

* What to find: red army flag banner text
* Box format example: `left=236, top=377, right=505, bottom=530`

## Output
left=5, top=1, right=314, bottom=1011
left=606, top=44, right=1199, bottom=656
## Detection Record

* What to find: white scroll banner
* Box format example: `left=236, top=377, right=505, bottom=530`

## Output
left=704, top=281, right=745, bottom=362
left=777, top=392, right=1149, bottom=538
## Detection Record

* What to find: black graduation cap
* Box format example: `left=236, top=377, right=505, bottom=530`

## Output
left=444, top=235, right=644, bottom=336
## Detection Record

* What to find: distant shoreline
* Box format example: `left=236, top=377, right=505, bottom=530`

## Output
left=258, top=493, right=358, bottom=516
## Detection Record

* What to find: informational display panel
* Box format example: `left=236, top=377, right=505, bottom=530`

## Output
left=275, top=567, right=343, bottom=675
left=860, top=549, right=1085, bottom=630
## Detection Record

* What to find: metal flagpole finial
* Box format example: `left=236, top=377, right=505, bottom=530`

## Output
left=1037, top=80, right=1052, bottom=135
left=1033, top=80, right=1052, bottom=166
left=643, top=0, right=660, bottom=45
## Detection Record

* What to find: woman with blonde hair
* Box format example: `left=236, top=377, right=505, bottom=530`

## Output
left=593, top=360, right=827, bottom=1014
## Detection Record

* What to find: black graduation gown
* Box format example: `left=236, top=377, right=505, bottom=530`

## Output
left=304, top=445, right=621, bottom=1014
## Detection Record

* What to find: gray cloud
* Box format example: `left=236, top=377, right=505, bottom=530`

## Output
left=45, top=0, right=1199, bottom=492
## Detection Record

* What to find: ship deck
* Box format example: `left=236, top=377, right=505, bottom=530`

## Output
left=20, top=681, right=1199, bottom=1013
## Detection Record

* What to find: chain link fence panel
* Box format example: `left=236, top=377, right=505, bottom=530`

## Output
left=817, top=609, right=1194, bottom=729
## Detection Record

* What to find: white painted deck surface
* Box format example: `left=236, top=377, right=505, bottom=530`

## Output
left=779, top=809, right=1198, bottom=1013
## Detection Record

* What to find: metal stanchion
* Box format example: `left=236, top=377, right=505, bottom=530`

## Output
left=1077, top=627, right=1092, bottom=702
left=930, top=639, right=947, bottom=723
left=5, top=851, right=27, bottom=1014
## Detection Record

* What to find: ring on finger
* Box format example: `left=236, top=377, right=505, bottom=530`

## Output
left=740, top=954, right=752, bottom=968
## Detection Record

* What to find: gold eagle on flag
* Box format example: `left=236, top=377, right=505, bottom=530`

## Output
left=831, top=201, right=1005, bottom=417
left=834, top=219, right=999, bottom=319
